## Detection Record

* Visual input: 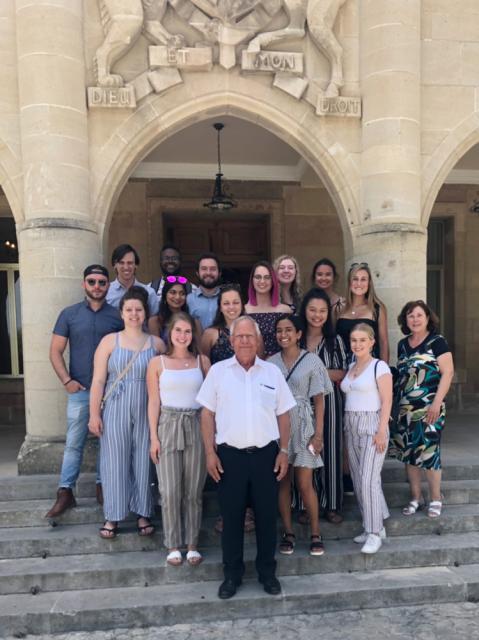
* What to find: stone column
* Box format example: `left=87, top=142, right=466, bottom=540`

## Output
left=347, top=225, right=427, bottom=353
left=15, top=0, right=101, bottom=473
left=353, top=1, right=426, bottom=353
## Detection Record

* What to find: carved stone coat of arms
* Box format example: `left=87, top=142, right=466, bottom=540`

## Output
left=87, top=0, right=361, bottom=117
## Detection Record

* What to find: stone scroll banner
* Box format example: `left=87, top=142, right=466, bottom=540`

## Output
left=316, top=96, right=362, bottom=118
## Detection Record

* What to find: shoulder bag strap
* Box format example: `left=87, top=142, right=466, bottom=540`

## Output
left=286, top=351, right=309, bottom=382
left=101, top=335, right=149, bottom=408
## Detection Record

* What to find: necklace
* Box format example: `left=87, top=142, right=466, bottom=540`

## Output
left=350, top=357, right=372, bottom=378
left=351, top=305, right=365, bottom=316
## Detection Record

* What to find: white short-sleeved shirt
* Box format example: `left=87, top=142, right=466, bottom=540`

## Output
left=196, top=356, right=296, bottom=449
left=340, top=359, right=391, bottom=412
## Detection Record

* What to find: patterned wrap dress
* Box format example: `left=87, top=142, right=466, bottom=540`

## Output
left=392, top=332, right=450, bottom=470
left=269, top=349, right=333, bottom=468
left=100, top=334, right=157, bottom=522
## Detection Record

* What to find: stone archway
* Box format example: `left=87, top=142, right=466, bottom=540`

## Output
left=90, top=83, right=360, bottom=257
left=422, top=113, right=479, bottom=225
left=0, top=149, right=23, bottom=225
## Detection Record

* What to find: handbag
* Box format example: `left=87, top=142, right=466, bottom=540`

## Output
left=100, top=336, right=149, bottom=410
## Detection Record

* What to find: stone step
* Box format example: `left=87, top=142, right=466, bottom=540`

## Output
left=1, top=564, right=479, bottom=637
left=1, top=504, right=479, bottom=560
left=3, top=461, right=479, bottom=500
left=1, top=479, right=479, bottom=528
left=1, top=531, right=479, bottom=596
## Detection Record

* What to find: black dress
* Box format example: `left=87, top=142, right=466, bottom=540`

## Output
left=336, top=303, right=380, bottom=362
left=210, top=327, right=234, bottom=364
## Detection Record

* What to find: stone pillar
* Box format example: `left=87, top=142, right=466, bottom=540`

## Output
left=353, top=2, right=426, bottom=353
left=15, top=0, right=101, bottom=473
left=360, top=0, right=421, bottom=224
left=348, top=225, right=427, bottom=354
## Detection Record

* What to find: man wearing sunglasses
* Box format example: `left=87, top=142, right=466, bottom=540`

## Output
left=149, top=244, right=193, bottom=305
left=45, top=265, right=123, bottom=520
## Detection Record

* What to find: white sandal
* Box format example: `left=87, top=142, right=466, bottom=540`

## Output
left=402, top=499, right=424, bottom=516
left=166, top=550, right=183, bottom=566
left=186, top=550, right=203, bottom=566
left=427, top=501, right=442, bottom=519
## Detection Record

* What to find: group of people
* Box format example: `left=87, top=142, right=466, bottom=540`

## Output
left=45, top=242, right=455, bottom=599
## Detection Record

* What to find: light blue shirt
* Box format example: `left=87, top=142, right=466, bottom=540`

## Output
left=106, top=278, right=159, bottom=316
left=187, top=287, right=220, bottom=330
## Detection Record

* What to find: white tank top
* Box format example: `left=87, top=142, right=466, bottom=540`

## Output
left=159, top=355, right=203, bottom=409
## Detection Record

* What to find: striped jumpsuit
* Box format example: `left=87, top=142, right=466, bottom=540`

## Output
left=100, top=334, right=156, bottom=522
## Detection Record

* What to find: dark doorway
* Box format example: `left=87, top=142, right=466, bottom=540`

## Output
left=163, top=212, right=270, bottom=295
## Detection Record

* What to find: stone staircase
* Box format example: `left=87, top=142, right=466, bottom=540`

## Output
left=1, top=462, right=479, bottom=636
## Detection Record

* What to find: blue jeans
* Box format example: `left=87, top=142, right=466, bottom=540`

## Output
left=59, top=390, right=100, bottom=489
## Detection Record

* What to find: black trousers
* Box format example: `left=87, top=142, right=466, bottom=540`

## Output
left=217, top=441, right=279, bottom=582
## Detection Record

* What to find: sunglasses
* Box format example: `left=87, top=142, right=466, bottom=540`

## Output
left=166, top=275, right=188, bottom=284
left=350, top=262, right=369, bottom=269
left=86, top=278, right=108, bottom=287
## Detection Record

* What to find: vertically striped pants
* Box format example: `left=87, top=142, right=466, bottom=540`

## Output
left=344, top=411, right=389, bottom=534
left=156, top=407, right=206, bottom=549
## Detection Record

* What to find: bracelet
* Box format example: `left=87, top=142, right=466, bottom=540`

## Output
left=280, top=447, right=288, bottom=455
left=63, top=378, right=72, bottom=386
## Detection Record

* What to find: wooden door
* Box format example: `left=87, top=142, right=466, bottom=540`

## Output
left=164, top=213, right=269, bottom=294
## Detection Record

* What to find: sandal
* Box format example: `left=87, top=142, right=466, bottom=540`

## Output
left=310, top=535, right=325, bottom=556
left=137, top=517, right=155, bottom=537
left=99, top=521, right=118, bottom=539
left=402, top=500, right=424, bottom=516
left=325, top=510, right=343, bottom=524
left=166, top=550, right=183, bottom=566
left=186, top=550, right=203, bottom=566
left=279, top=532, right=296, bottom=555
left=427, top=501, right=442, bottom=519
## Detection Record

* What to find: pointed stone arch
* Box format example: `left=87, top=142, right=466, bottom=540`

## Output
left=90, top=81, right=359, bottom=254
left=0, top=145, right=23, bottom=223
left=422, top=112, right=479, bottom=225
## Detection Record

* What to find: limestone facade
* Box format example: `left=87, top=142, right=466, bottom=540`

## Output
left=0, top=0, right=478, bottom=471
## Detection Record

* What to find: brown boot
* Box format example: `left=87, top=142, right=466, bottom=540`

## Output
left=45, top=488, right=76, bottom=518
left=96, top=483, right=104, bottom=506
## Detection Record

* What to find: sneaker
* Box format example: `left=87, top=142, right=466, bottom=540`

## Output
left=361, top=533, right=382, bottom=554
left=353, top=527, right=386, bottom=544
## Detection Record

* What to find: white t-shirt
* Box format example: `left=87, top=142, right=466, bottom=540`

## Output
left=340, top=359, right=391, bottom=412
left=196, top=355, right=296, bottom=449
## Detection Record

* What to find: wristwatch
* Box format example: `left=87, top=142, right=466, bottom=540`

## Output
left=280, top=447, right=288, bottom=455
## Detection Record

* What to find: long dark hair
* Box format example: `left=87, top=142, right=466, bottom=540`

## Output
left=158, top=280, right=188, bottom=324
left=299, top=287, right=336, bottom=357
left=311, top=257, right=338, bottom=286
left=212, top=283, right=245, bottom=329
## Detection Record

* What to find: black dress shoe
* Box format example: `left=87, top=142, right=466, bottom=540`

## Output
left=260, top=576, right=282, bottom=595
left=218, top=578, right=241, bottom=599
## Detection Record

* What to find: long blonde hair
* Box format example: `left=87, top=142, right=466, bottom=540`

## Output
left=273, top=254, right=303, bottom=306
left=344, top=263, right=383, bottom=317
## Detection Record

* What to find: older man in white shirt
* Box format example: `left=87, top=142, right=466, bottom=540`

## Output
left=197, top=315, right=295, bottom=600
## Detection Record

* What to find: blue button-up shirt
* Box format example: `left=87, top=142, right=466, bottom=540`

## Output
left=187, top=287, right=220, bottom=330
left=106, top=278, right=159, bottom=316
left=52, top=300, right=123, bottom=389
